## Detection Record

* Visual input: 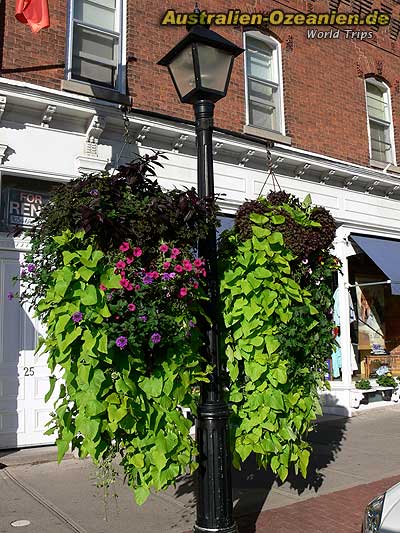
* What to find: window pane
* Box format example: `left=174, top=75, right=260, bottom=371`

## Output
left=366, top=82, right=389, bottom=121
left=72, top=25, right=118, bottom=86
left=72, top=57, right=116, bottom=87
left=75, top=0, right=116, bottom=31
left=246, top=37, right=274, bottom=81
left=248, top=78, right=276, bottom=104
left=370, top=121, right=392, bottom=162
left=74, top=25, right=117, bottom=62
left=249, top=100, right=277, bottom=131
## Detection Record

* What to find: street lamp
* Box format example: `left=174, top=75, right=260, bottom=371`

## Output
left=158, top=23, right=243, bottom=533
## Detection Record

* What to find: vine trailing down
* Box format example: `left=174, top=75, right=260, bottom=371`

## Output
left=13, top=153, right=340, bottom=504
left=219, top=191, right=340, bottom=481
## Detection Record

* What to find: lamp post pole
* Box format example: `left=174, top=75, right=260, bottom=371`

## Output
left=157, top=23, right=243, bottom=532
left=193, top=99, right=236, bottom=533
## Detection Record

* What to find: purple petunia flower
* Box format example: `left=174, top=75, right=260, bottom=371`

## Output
left=72, top=311, right=83, bottom=323
left=116, top=336, right=128, bottom=349
left=142, top=275, right=153, bottom=285
left=27, top=263, right=36, bottom=272
left=151, top=332, right=161, bottom=344
left=189, top=320, right=196, bottom=328
left=162, top=273, right=170, bottom=281
left=89, top=189, right=99, bottom=197
left=7, top=291, right=14, bottom=301
left=139, top=315, right=148, bottom=322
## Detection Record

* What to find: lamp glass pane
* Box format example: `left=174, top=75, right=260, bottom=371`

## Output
left=197, top=43, right=233, bottom=93
left=168, top=45, right=196, bottom=99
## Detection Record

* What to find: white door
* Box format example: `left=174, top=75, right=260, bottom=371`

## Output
left=0, top=248, right=57, bottom=448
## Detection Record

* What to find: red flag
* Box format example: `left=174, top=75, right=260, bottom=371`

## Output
left=15, top=0, right=50, bottom=33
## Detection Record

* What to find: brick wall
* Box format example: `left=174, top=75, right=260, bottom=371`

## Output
left=2, top=0, right=400, bottom=166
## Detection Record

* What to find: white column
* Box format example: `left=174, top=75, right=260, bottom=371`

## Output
left=333, top=226, right=355, bottom=387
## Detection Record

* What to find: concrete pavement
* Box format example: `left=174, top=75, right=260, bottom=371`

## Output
left=0, top=406, right=399, bottom=532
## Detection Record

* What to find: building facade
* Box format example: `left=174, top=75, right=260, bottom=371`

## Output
left=1, top=0, right=400, bottom=448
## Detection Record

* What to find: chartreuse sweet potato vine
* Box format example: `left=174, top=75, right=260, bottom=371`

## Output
left=33, top=229, right=211, bottom=505
left=220, top=192, right=340, bottom=481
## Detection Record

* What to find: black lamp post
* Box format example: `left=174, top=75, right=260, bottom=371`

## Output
left=158, top=24, right=243, bottom=533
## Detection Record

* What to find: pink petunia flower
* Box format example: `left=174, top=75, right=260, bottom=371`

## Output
left=182, top=259, right=192, bottom=272
left=119, top=242, right=130, bottom=252
left=193, top=281, right=199, bottom=289
left=150, top=271, right=159, bottom=279
left=99, top=284, right=107, bottom=291
left=175, top=265, right=183, bottom=273
left=133, top=247, right=142, bottom=257
left=116, top=260, right=126, bottom=269
left=126, top=256, right=134, bottom=264
left=179, top=287, right=188, bottom=297
left=159, top=244, right=169, bottom=253
left=135, top=284, right=140, bottom=291
left=171, top=248, right=180, bottom=258
left=128, top=303, right=136, bottom=311
left=163, top=262, right=171, bottom=270
left=193, top=258, right=203, bottom=268
left=126, top=282, right=134, bottom=291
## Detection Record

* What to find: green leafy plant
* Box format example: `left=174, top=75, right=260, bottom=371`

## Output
left=376, top=374, right=398, bottom=388
left=219, top=192, right=339, bottom=481
left=355, top=379, right=372, bottom=390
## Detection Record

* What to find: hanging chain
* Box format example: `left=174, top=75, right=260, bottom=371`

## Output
left=257, top=142, right=281, bottom=199
left=111, top=105, right=133, bottom=176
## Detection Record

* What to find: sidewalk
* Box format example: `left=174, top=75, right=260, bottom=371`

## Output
left=0, top=406, right=399, bottom=533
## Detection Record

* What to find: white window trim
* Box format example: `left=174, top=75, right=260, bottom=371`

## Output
left=65, top=0, right=126, bottom=94
left=243, top=30, right=286, bottom=136
left=364, top=77, right=396, bottom=166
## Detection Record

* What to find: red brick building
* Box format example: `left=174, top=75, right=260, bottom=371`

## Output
left=1, top=0, right=400, bottom=447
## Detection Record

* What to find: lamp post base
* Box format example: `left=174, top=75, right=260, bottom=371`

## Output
left=193, top=525, right=238, bottom=533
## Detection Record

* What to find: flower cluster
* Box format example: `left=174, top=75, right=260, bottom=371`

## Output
left=105, top=242, right=206, bottom=361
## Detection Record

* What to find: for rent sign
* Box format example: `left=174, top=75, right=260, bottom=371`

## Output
left=6, top=189, right=49, bottom=227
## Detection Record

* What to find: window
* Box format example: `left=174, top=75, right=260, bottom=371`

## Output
left=365, top=79, right=395, bottom=164
left=244, top=32, right=283, bottom=133
left=67, top=0, right=124, bottom=91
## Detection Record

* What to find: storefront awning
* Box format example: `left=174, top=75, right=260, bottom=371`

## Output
left=351, top=234, right=400, bottom=295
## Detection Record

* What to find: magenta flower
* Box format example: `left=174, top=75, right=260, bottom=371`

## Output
left=150, top=332, right=161, bottom=344
left=120, top=278, right=130, bottom=288
left=182, top=259, right=192, bottom=272
left=163, top=262, right=171, bottom=270
left=133, top=247, right=142, bottom=257
left=7, top=291, right=14, bottom=301
left=128, top=303, right=136, bottom=311
left=171, top=248, right=180, bottom=258
left=194, top=258, right=203, bottom=268
left=193, top=281, right=199, bottom=289
left=126, top=282, right=134, bottom=291
left=150, top=271, right=159, bottom=279
left=119, top=242, right=130, bottom=252
left=175, top=265, right=183, bottom=273
left=135, top=284, right=140, bottom=291
left=159, top=244, right=169, bottom=253
left=72, top=311, right=83, bottom=323
left=179, top=287, right=188, bottom=297
left=116, top=260, right=126, bottom=270
left=99, top=284, right=107, bottom=291
left=126, top=256, right=134, bottom=264
left=116, top=336, right=128, bottom=349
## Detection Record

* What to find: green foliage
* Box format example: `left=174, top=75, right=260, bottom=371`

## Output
left=355, top=379, right=372, bottom=390
left=34, top=230, right=210, bottom=505
left=220, top=193, right=339, bottom=481
left=376, top=374, right=398, bottom=388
